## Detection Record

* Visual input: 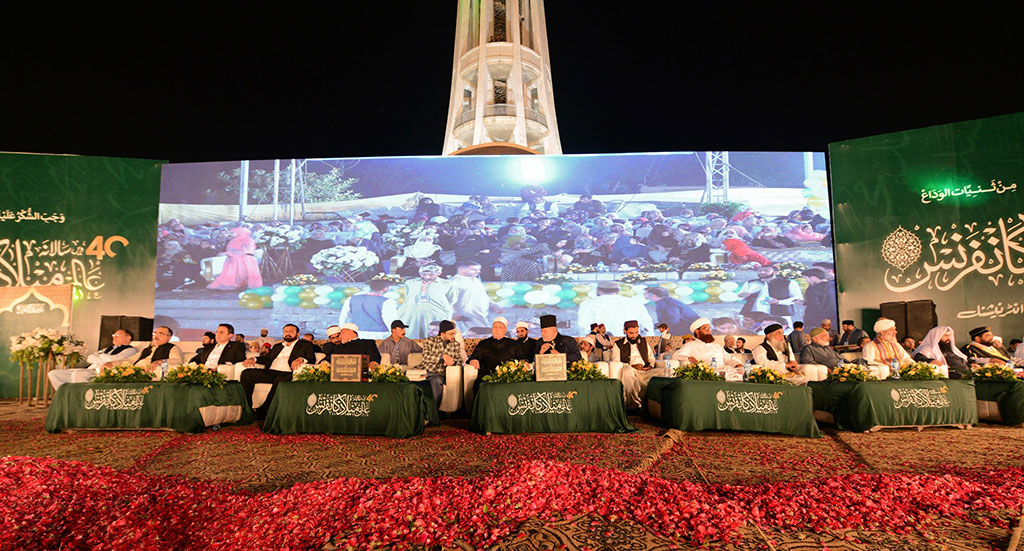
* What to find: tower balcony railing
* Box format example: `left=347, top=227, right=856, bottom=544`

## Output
left=524, top=108, right=546, bottom=126
left=454, top=109, right=476, bottom=128
left=484, top=104, right=516, bottom=117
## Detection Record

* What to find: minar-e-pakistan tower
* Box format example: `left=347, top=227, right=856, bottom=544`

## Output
left=442, top=0, right=562, bottom=155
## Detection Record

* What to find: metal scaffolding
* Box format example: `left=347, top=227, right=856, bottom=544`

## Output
left=704, top=151, right=730, bottom=203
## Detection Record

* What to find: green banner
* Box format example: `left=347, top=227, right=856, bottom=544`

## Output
left=45, top=381, right=253, bottom=433
left=828, top=112, right=1024, bottom=340
left=262, top=381, right=439, bottom=438
left=975, top=380, right=1024, bottom=426
left=470, top=379, right=636, bottom=434
left=646, top=377, right=822, bottom=438
left=0, top=153, right=163, bottom=397
left=809, top=379, right=978, bottom=432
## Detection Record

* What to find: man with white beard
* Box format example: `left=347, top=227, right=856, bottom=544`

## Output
left=752, top=323, right=809, bottom=385
left=861, top=318, right=909, bottom=379
left=672, top=318, right=743, bottom=370
left=449, top=261, right=500, bottom=337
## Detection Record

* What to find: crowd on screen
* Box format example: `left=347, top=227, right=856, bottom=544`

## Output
left=158, top=185, right=832, bottom=285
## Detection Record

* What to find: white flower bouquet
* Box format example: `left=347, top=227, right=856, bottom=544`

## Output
left=311, top=245, right=380, bottom=281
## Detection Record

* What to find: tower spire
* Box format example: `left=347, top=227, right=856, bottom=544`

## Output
left=443, top=0, right=561, bottom=155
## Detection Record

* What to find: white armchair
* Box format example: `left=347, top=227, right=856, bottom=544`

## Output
left=797, top=364, right=829, bottom=382
left=398, top=352, right=464, bottom=414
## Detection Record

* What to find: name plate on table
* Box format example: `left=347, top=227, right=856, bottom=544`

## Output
left=534, top=353, right=567, bottom=381
left=330, top=354, right=365, bottom=382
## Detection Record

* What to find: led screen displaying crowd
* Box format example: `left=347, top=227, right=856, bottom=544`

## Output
left=156, top=152, right=837, bottom=339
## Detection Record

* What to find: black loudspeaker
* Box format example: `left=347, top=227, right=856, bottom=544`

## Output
left=906, top=300, right=938, bottom=342
left=877, top=300, right=937, bottom=342
left=98, top=316, right=154, bottom=349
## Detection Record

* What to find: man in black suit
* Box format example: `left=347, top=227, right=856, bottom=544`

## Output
left=190, top=323, right=247, bottom=368
left=240, top=323, right=319, bottom=419
left=321, top=323, right=381, bottom=367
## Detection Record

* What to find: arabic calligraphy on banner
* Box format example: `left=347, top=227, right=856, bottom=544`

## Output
left=0, top=236, right=130, bottom=300
left=883, top=215, right=1024, bottom=293
left=920, top=180, right=1017, bottom=204
left=957, top=302, right=1024, bottom=319
left=0, top=208, right=66, bottom=224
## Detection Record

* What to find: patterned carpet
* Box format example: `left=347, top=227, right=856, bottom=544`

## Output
left=3, top=400, right=1023, bottom=550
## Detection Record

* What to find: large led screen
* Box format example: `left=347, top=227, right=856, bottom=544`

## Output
left=156, top=152, right=836, bottom=340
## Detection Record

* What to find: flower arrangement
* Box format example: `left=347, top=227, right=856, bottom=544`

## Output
left=310, top=245, right=379, bottom=279
left=370, top=273, right=404, bottom=284
left=567, top=360, right=607, bottom=381
left=282, top=274, right=323, bottom=286
left=9, top=328, right=85, bottom=368
left=482, top=360, right=535, bottom=383
left=382, top=223, right=437, bottom=252
left=703, top=269, right=733, bottom=281
left=673, top=361, right=724, bottom=381
left=687, top=262, right=720, bottom=272
left=91, top=362, right=156, bottom=384
left=252, top=225, right=305, bottom=251
left=369, top=364, right=409, bottom=383
left=294, top=362, right=331, bottom=383
left=747, top=367, right=793, bottom=385
left=564, top=263, right=596, bottom=273
left=537, top=272, right=572, bottom=283
left=163, top=362, right=228, bottom=388
left=640, top=263, right=676, bottom=273
left=828, top=363, right=879, bottom=383
left=774, top=261, right=808, bottom=280
left=618, top=271, right=655, bottom=284
left=896, top=362, right=944, bottom=381
left=969, top=364, right=1020, bottom=381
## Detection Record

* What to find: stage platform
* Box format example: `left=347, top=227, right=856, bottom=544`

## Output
left=1, top=400, right=1021, bottom=550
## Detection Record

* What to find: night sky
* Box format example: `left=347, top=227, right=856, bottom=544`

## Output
left=1, top=4, right=1020, bottom=163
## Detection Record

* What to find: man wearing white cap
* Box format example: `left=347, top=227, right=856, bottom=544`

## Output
left=397, top=264, right=456, bottom=339
left=321, top=323, right=381, bottom=368
left=514, top=321, right=537, bottom=358
left=468, top=316, right=525, bottom=397
left=449, top=261, right=501, bottom=337
left=671, top=318, right=743, bottom=369
left=860, top=318, right=908, bottom=379
left=578, top=335, right=603, bottom=363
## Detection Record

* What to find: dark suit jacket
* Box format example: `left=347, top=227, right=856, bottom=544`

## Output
left=837, top=328, right=868, bottom=346
left=255, top=339, right=319, bottom=368
left=322, top=339, right=381, bottom=365
left=190, top=341, right=247, bottom=365
left=532, top=333, right=582, bottom=364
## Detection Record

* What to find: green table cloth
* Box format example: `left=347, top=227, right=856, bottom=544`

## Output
left=808, top=379, right=977, bottom=432
left=471, top=379, right=636, bottom=434
left=262, top=381, right=439, bottom=438
left=45, top=381, right=254, bottom=433
left=975, top=380, right=1024, bottom=425
left=645, top=377, right=822, bottom=438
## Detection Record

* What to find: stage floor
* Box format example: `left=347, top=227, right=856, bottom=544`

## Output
left=2, top=400, right=1021, bottom=550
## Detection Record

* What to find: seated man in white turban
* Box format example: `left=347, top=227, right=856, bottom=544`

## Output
left=911, top=326, right=965, bottom=379
left=613, top=320, right=671, bottom=409
left=672, top=317, right=743, bottom=370
left=860, top=318, right=910, bottom=379
left=752, top=323, right=810, bottom=385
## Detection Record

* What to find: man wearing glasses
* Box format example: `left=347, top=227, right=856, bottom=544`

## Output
left=48, top=329, right=138, bottom=389
left=126, top=326, right=184, bottom=369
